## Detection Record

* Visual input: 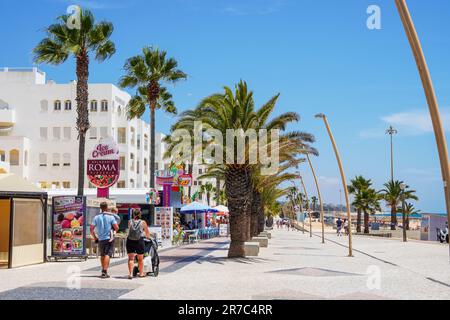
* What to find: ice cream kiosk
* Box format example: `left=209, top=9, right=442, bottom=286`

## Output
left=0, top=174, right=48, bottom=269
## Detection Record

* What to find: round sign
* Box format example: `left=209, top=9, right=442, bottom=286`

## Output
left=87, top=137, right=120, bottom=189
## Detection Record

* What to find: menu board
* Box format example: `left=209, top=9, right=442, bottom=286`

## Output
left=154, top=207, right=173, bottom=241
left=51, top=196, right=86, bottom=257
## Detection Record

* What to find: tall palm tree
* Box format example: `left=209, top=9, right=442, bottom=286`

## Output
left=33, top=8, right=115, bottom=196
left=119, top=47, right=187, bottom=212
left=359, top=187, right=382, bottom=233
left=348, top=176, right=372, bottom=233
left=311, top=196, right=318, bottom=212
left=380, top=180, right=418, bottom=230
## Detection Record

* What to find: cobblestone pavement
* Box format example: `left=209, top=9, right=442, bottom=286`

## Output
left=0, top=229, right=449, bottom=300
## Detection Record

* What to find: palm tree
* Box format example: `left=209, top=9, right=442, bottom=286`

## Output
left=199, top=182, right=214, bottom=206
left=359, top=188, right=382, bottom=233
left=164, top=81, right=313, bottom=257
left=348, top=176, right=372, bottom=233
left=33, top=8, right=116, bottom=196
left=400, top=202, right=420, bottom=230
left=311, top=196, right=318, bottom=212
left=119, top=47, right=186, bottom=212
left=380, top=180, right=418, bottom=230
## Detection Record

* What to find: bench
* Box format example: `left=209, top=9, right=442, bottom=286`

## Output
left=244, top=242, right=260, bottom=256
left=259, top=231, right=271, bottom=239
left=250, top=236, right=269, bottom=248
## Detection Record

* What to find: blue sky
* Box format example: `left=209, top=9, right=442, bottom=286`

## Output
left=1, top=0, right=449, bottom=213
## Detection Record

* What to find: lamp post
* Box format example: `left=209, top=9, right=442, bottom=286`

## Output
left=297, top=172, right=312, bottom=238
left=400, top=183, right=407, bottom=242
left=306, top=154, right=325, bottom=244
left=395, top=0, right=450, bottom=260
left=315, top=113, right=353, bottom=257
left=386, top=126, right=398, bottom=182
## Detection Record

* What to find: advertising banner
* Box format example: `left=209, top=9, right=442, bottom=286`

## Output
left=155, top=207, right=173, bottom=242
left=51, top=196, right=87, bottom=257
left=87, top=137, right=120, bottom=189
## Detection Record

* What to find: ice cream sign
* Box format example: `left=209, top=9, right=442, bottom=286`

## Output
left=87, top=137, right=120, bottom=189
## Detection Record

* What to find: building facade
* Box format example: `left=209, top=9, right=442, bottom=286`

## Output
left=0, top=67, right=169, bottom=190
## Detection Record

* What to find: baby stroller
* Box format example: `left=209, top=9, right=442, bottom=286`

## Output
left=133, top=237, right=160, bottom=277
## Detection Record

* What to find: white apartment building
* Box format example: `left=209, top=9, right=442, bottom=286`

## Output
left=0, top=67, right=169, bottom=190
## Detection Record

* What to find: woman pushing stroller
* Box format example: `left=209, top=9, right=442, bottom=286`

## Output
left=126, top=209, right=151, bottom=279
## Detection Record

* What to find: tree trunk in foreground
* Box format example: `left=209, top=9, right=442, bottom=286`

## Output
left=76, top=53, right=90, bottom=197
left=149, top=104, right=156, bottom=216
left=226, top=166, right=252, bottom=258
left=251, top=190, right=261, bottom=237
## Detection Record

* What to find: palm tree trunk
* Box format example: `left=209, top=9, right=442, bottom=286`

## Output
left=149, top=103, right=156, bottom=215
left=356, top=209, right=362, bottom=233
left=207, top=192, right=210, bottom=206
left=391, top=205, right=397, bottom=230
left=251, top=189, right=261, bottom=237
left=245, top=191, right=253, bottom=241
left=363, top=210, right=370, bottom=234
left=75, top=53, right=90, bottom=197
left=226, top=166, right=252, bottom=258
left=258, top=203, right=265, bottom=234
left=406, top=214, right=410, bottom=230
left=216, top=178, right=221, bottom=205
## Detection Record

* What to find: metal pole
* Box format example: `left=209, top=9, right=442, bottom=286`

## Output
left=395, top=0, right=450, bottom=261
left=402, top=194, right=407, bottom=242
left=316, top=114, right=353, bottom=257
left=299, top=175, right=312, bottom=238
left=386, top=126, right=397, bottom=182
left=307, top=154, right=325, bottom=244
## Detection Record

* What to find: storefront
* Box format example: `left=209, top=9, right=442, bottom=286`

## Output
left=0, top=174, right=48, bottom=269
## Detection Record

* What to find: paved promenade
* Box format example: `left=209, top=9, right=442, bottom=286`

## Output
left=0, top=228, right=449, bottom=300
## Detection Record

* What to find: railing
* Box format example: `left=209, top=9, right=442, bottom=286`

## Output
left=0, top=67, right=45, bottom=75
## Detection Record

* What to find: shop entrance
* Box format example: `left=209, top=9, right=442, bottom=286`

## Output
left=0, top=199, right=10, bottom=268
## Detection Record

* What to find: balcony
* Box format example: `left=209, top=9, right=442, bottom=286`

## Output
left=0, top=108, right=15, bottom=128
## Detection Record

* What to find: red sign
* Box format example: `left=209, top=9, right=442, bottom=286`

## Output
left=178, top=174, right=193, bottom=187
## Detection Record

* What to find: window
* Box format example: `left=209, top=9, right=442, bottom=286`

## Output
left=130, top=153, right=135, bottom=171
left=118, top=128, right=126, bottom=144
left=144, top=134, right=149, bottom=151
left=52, top=181, right=60, bottom=189
left=39, top=153, right=47, bottom=167
left=53, top=127, right=61, bottom=140
left=137, top=134, right=141, bottom=150
left=137, top=160, right=140, bottom=174
left=40, top=127, right=48, bottom=140
left=198, top=181, right=203, bottom=186
left=117, top=181, right=126, bottom=189
left=117, top=106, right=122, bottom=117
left=63, top=153, right=71, bottom=167
left=100, top=127, right=108, bottom=139
left=64, top=100, right=72, bottom=111
left=130, top=179, right=135, bottom=188
left=24, top=151, right=28, bottom=166
left=62, top=181, right=71, bottom=189
left=52, top=153, right=60, bottom=167
left=54, top=100, right=61, bottom=111
left=199, top=168, right=203, bottom=174
left=101, top=100, right=108, bottom=112
left=144, top=158, right=148, bottom=174
left=0, top=150, right=5, bottom=162
left=120, top=156, right=125, bottom=170
left=90, top=127, right=97, bottom=140
left=130, top=127, right=136, bottom=145
left=63, top=127, right=71, bottom=140
left=40, top=100, right=48, bottom=112
left=90, top=100, right=98, bottom=112
left=39, top=181, right=48, bottom=189
left=9, top=150, right=19, bottom=166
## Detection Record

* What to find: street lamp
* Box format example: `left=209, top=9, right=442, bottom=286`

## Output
left=315, top=113, right=353, bottom=257
left=306, top=154, right=325, bottom=244
left=297, top=172, right=312, bottom=238
left=395, top=0, right=450, bottom=261
left=386, top=125, right=398, bottom=182
left=400, top=183, right=407, bottom=242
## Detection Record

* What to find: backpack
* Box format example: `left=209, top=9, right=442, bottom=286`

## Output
left=128, top=220, right=142, bottom=241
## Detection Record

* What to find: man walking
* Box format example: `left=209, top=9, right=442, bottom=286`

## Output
left=336, top=217, right=343, bottom=237
left=90, top=202, right=119, bottom=279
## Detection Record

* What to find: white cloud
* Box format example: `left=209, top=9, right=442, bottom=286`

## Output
left=360, top=108, right=450, bottom=138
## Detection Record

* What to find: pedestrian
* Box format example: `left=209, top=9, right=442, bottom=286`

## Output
left=126, top=208, right=151, bottom=279
left=336, top=217, right=343, bottom=237
left=90, top=202, right=119, bottom=279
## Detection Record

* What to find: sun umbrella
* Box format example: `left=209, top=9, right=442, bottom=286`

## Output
left=180, top=201, right=217, bottom=229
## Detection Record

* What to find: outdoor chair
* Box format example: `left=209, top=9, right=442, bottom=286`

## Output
left=189, top=230, right=199, bottom=244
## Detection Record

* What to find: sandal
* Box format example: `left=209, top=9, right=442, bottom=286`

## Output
left=139, top=274, right=146, bottom=278
left=128, top=275, right=133, bottom=280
